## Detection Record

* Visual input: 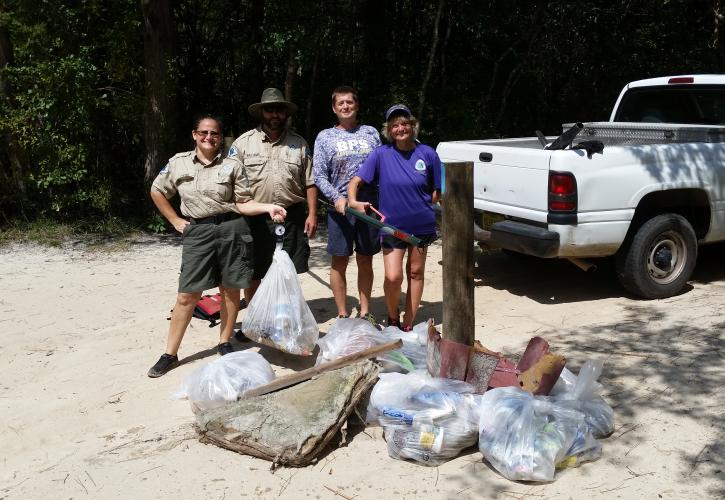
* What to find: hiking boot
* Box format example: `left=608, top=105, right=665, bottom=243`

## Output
left=147, top=353, right=179, bottom=378
left=217, top=342, right=235, bottom=356
left=234, top=329, right=251, bottom=343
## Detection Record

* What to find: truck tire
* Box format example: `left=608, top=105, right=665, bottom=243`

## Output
left=616, top=214, right=697, bottom=299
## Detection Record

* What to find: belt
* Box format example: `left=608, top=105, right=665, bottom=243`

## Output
left=189, top=212, right=240, bottom=225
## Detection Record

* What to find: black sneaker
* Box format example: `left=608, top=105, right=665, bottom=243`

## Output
left=217, top=342, right=235, bottom=356
left=234, top=329, right=251, bottom=343
left=147, top=353, right=179, bottom=378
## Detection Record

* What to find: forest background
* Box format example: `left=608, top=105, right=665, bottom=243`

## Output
left=1, top=0, right=725, bottom=231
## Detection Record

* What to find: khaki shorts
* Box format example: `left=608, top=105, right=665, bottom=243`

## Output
left=248, top=202, right=310, bottom=280
left=178, top=216, right=254, bottom=293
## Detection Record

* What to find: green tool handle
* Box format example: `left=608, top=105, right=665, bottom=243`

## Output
left=320, top=199, right=423, bottom=247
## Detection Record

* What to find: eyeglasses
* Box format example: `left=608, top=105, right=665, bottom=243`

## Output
left=195, top=130, right=221, bottom=138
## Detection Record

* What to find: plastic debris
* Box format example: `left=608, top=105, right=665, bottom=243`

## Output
left=315, top=319, right=429, bottom=373
left=550, top=360, right=615, bottom=437
left=172, top=351, right=275, bottom=413
left=315, top=318, right=386, bottom=365
left=378, top=322, right=428, bottom=372
left=242, top=248, right=319, bottom=355
left=368, top=371, right=481, bottom=466
left=478, top=386, right=601, bottom=482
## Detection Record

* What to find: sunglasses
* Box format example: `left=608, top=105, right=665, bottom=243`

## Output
left=262, top=104, right=287, bottom=113
left=195, top=130, right=221, bottom=138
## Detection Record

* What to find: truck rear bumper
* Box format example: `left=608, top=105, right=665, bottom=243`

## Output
left=490, top=220, right=560, bottom=258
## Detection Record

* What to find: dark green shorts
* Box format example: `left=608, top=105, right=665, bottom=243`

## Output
left=248, top=202, right=310, bottom=280
left=178, top=216, right=254, bottom=293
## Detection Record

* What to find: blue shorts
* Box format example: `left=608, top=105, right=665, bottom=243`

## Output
left=381, top=232, right=438, bottom=250
left=327, top=211, right=381, bottom=257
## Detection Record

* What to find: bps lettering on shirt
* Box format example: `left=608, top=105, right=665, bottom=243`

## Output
left=335, top=139, right=374, bottom=154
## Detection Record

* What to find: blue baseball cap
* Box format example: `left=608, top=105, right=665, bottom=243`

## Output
left=384, top=104, right=411, bottom=121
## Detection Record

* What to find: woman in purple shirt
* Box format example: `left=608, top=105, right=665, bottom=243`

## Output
left=348, top=104, right=441, bottom=331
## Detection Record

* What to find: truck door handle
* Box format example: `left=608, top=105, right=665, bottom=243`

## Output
left=479, top=152, right=493, bottom=162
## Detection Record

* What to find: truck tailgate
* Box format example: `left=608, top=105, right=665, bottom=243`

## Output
left=437, top=142, right=551, bottom=222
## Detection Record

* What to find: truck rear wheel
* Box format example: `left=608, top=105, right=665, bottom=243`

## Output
left=616, top=214, right=697, bottom=299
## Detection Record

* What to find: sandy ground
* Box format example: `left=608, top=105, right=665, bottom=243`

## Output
left=0, top=227, right=723, bottom=500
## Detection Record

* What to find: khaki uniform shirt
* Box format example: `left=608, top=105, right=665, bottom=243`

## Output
left=151, top=150, right=245, bottom=218
left=229, top=127, right=313, bottom=208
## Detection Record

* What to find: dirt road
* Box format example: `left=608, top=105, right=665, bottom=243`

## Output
left=0, top=231, right=722, bottom=499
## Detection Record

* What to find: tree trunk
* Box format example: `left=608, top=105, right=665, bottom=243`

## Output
left=285, top=44, right=297, bottom=127
left=141, top=0, right=176, bottom=187
left=284, top=44, right=297, bottom=102
left=417, top=0, right=445, bottom=123
left=305, top=48, right=320, bottom=140
left=0, top=16, right=29, bottom=219
left=248, top=0, right=265, bottom=94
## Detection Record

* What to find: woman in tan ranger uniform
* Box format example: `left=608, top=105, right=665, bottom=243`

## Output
left=148, top=114, right=286, bottom=378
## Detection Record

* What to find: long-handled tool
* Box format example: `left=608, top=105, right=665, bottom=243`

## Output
left=320, top=199, right=423, bottom=247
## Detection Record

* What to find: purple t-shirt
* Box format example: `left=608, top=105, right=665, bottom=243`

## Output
left=357, top=143, right=441, bottom=236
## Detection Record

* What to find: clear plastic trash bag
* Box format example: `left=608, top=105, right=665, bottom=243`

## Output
left=172, top=351, right=275, bottom=414
left=478, top=387, right=601, bottom=482
left=550, top=360, right=615, bottom=437
left=315, top=318, right=386, bottom=365
left=367, top=371, right=475, bottom=423
left=378, top=322, right=429, bottom=372
left=368, top=371, right=481, bottom=466
left=242, top=248, right=319, bottom=355
left=315, top=318, right=429, bottom=371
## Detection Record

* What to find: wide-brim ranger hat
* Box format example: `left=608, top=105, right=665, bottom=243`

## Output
left=384, top=103, right=412, bottom=121
left=248, top=88, right=298, bottom=119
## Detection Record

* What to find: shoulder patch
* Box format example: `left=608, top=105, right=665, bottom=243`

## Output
left=228, top=146, right=237, bottom=157
left=219, top=164, right=233, bottom=179
left=159, top=164, right=170, bottom=175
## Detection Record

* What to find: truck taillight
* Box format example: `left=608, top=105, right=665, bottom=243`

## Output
left=668, top=76, right=694, bottom=84
left=549, top=172, right=577, bottom=212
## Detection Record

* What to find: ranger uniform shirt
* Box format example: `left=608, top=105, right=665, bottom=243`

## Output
left=151, top=150, right=245, bottom=218
left=228, top=127, right=313, bottom=208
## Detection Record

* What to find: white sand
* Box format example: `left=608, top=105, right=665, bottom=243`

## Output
left=0, top=231, right=722, bottom=499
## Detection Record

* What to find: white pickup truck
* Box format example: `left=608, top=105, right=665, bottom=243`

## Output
left=436, top=75, right=725, bottom=299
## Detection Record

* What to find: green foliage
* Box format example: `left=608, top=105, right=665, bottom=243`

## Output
left=0, top=215, right=143, bottom=247
left=147, top=212, right=168, bottom=234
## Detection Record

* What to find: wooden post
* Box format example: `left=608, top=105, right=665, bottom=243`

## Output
left=442, top=161, right=474, bottom=346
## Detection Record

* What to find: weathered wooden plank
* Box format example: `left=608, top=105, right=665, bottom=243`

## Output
left=244, top=339, right=401, bottom=398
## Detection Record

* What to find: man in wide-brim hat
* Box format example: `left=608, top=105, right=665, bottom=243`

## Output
left=247, top=87, right=298, bottom=119
left=228, top=88, right=318, bottom=314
